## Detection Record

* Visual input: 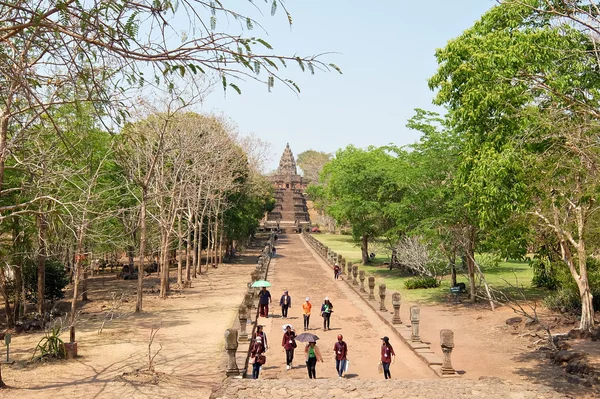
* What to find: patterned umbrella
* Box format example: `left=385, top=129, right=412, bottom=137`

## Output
left=295, top=332, right=319, bottom=342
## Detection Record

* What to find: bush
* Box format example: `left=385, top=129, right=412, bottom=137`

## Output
left=23, top=259, right=69, bottom=304
left=531, top=256, right=561, bottom=290
left=543, top=257, right=600, bottom=314
left=404, top=277, right=440, bottom=290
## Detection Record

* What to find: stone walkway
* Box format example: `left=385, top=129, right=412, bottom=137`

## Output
left=210, top=379, right=571, bottom=399
left=255, top=233, right=434, bottom=380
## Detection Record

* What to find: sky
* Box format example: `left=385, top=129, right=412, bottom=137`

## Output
left=198, top=1, right=497, bottom=171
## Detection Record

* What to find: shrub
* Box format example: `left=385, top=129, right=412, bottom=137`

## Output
left=543, top=257, right=600, bottom=314
left=404, top=277, right=440, bottom=290
left=530, top=256, right=561, bottom=290
left=23, top=259, right=69, bottom=304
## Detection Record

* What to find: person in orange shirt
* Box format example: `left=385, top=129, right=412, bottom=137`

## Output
left=302, top=297, right=312, bottom=331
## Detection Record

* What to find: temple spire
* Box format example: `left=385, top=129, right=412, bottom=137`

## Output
left=277, top=143, right=298, bottom=175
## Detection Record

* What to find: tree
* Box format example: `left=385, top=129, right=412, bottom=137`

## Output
left=429, top=1, right=600, bottom=330
left=315, top=146, right=398, bottom=264
left=297, top=150, right=332, bottom=183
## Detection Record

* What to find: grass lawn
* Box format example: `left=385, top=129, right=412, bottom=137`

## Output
left=311, top=233, right=546, bottom=303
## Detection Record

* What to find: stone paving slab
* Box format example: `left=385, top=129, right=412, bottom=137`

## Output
left=210, top=379, right=571, bottom=399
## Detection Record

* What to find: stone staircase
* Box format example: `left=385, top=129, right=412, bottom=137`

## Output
left=266, top=188, right=310, bottom=225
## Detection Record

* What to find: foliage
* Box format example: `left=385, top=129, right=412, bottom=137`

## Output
left=296, top=150, right=332, bottom=183
left=474, top=253, right=502, bottom=271
left=31, top=323, right=66, bottom=361
left=22, top=260, right=69, bottom=304
left=404, top=277, right=441, bottom=290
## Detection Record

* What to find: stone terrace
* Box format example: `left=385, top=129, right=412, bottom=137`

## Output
left=210, top=379, right=571, bottom=399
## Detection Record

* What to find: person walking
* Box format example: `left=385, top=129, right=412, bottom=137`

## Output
left=302, top=297, right=312, bottom=331
left=258, top=286, right=271, bottom=318
left=304, top=341, right=323, bottom=379
left=333, top=334, right=348, bottom=378
left=254, top=325, right=268, bottom=349
left=380, top=336, right=395, bottom=379
left=320, top=297, right=333, bottom=331
left=250, top=336, right=266, bottom=379
left=281, top=325, right=297, bottom=370
left=333, top=264, right=341, bottom=280
left=280, top=290, right=292, bottom=318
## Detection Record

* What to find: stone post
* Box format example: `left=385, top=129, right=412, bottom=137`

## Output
left=341, top=258, right=347, bottom=275
left=337, top=254, right=343, bottom=266
left=359, top=270, right=366, bottom=292
left=238, top=305, right=249, bottom=341
left=392, top=292, right=402, bottom=324
left=244, top=293, right=254, bottom=311
left=368, top=277, right=375, bottom=300
left=440, top=329, right=456, bottom=375
left=331, top=252, right=337, bottom=265
left=224, top=328, right=240, bottom=376
left=352, top=265, right=359, bottom=285
left=410, top=306, right=420, bottom=342
left=379, top=284, right=387, bottom=311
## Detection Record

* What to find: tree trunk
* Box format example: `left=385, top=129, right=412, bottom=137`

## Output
left=177, top=215, right=183, bottom=286
left=361, top=233, right=369, bottom=264
left=36, top=212, right=47, bottom=315
left=0, top=267, right=11, bottom=328
left=82, top=268, right=88, bottom=302
left=575, top=240, right=595, bottom=331
left=12, top=218, right=24, bottom=323
left=127, top=244, right=135, bottom=270
left=192, top=218, right=198, bottom=278
left=136, top=190, right=147, bottom=313
left=159, top=232, right=171, bottom=298
left=466, top=232, right=476, bottom=303
left=185, top=218, right=192, bottom=282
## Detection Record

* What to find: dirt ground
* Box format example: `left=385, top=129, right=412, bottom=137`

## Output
left=0, top=241, right=266, bottom=398
left=0, top=233, right=597, bottom=399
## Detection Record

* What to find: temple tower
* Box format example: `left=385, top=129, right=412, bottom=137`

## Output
left=264, top=144, right=310, bottom=231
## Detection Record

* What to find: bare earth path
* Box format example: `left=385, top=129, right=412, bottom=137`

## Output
left=258, top=233, right=434, bottom=380
left=1, top=244, right=263, bottom=399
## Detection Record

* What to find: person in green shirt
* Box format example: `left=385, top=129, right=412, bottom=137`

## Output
left=304, top=341, right=323, bottom=379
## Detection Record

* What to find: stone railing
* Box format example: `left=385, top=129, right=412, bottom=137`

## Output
left=301, top=231, right=458, bottom=378
left=225, top=233, right=276, bottom=378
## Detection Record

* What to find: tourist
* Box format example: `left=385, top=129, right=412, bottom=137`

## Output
left=302, top=297, right=312, bottom=331
left=333, top=334, right=348, bottom=378
left=281, top=325, right=297, bottom=369
left=254, top=325, right=268, bottom=349
left=320, top=297, right=333, bottom=331
left=304, top=341, right=323, bottom=379
left=250, top=336, right=266, bottom=379
left=272, top=247, right=277, bottom=257
left=279, top=290, right=292, bottom=318
left=258, top=287, right=271, bottom=318
left=380, top=336, right=395, bottom=379
left=333, top=264, right=341, bottom=280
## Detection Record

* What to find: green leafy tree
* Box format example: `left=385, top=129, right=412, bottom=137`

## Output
left=429, top=1, right=600, bottom=330
left=297, top=150, right=332, bottom=183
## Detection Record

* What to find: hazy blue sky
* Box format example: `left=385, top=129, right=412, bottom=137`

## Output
left=200, top=1, right=496, bottom=171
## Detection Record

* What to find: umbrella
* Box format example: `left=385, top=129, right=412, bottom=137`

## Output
left=295, top=332, right=319, bottom=343
left=251, top=280, right=272, bottom=288
left=282, top=323, right=294, bottom=332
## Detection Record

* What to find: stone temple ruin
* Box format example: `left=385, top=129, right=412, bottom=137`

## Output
left=262, top=143, right=311, bottom=232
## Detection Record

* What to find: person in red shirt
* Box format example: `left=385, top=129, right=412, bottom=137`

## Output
left=333, top=334, right=348, bottom=378
left=380, top=336, right=395, bottom=379
left=281, top=325, right=297, bottom=370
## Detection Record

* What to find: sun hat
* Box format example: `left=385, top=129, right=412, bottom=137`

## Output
left=324, top=296, right=329, bottom=301
left=306, top=297, right=310, bottom=301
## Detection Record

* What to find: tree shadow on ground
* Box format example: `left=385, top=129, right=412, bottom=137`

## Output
left=511, top=349, right=600, bottom=398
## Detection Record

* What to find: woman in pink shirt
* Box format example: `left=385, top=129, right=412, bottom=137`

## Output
left=380, top=336, right=395, bottom=379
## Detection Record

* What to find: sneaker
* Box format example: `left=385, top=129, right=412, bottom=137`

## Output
left=286, top=365, right=290, bottom=370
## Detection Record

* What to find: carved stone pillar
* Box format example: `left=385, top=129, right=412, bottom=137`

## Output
left=392, top=292, right=402, bottom=324
left=352, top=265, right=359, bottom=285
left=224, top=328, right=240, bottom=376
left=359, top=270, right=366, bottom=292
left=244, top=293, right=254, bottom=311
left=368, top=277, right=376, bottom=300
left=379, top=284, right=387, bottom=311
left=410, top=306, right=420, bottom=342
left=440, top=329, right=456, bottom=375
left=337, top=254, right=343, bottom=266
left=341, top=258, right=347, bottom=275
left=238, top=305, right=249, bottom=341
